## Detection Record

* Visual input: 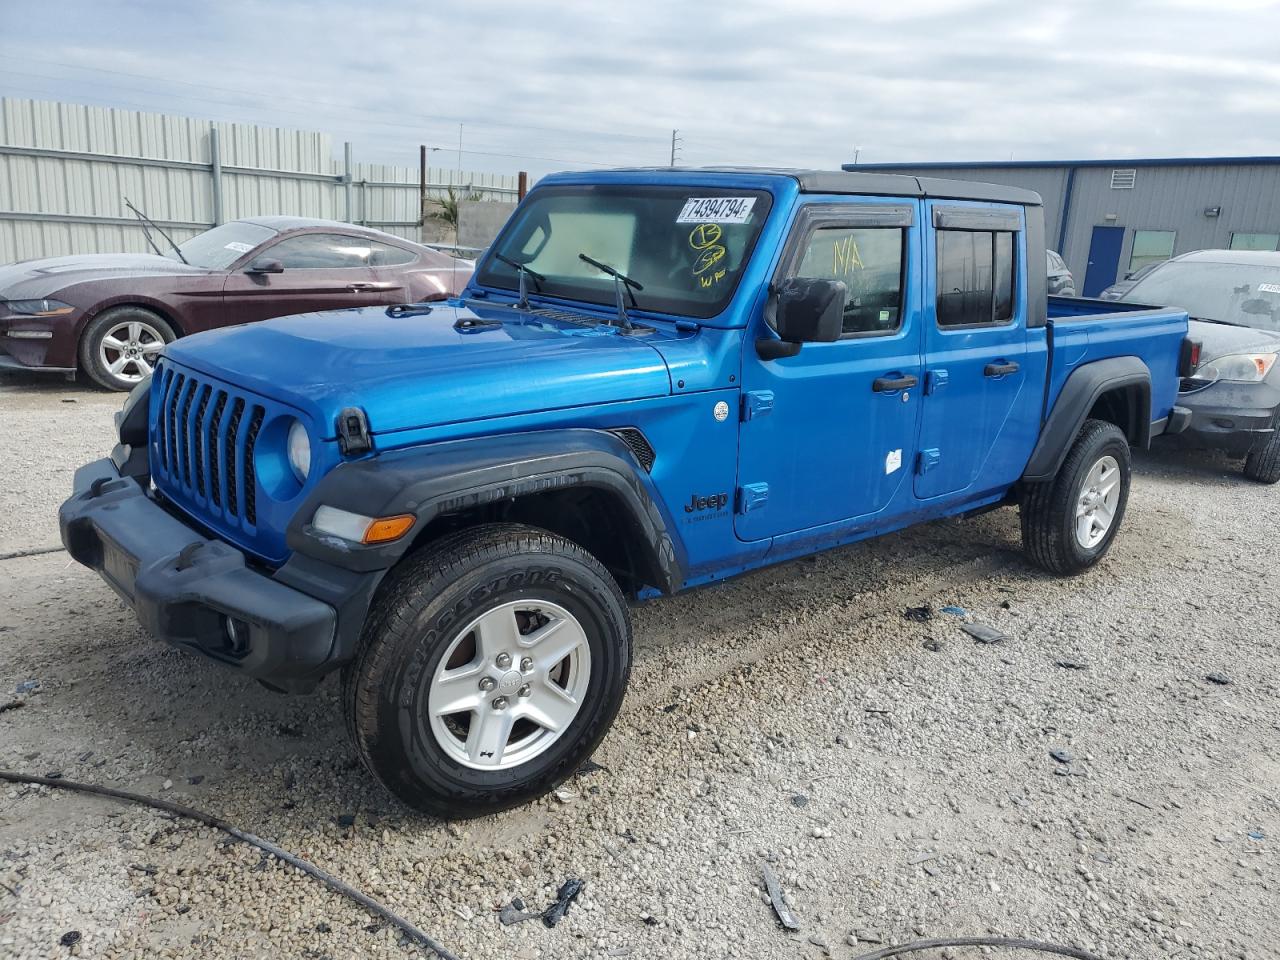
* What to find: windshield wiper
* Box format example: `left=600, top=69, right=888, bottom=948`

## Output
left=124, top=197, right=189, bottom=265
left=493, top=252, right=545, bottom=310
left=577, top=252, right=641, bottom=330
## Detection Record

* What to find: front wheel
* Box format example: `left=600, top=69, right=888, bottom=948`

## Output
left=1243, top=432, right=1280, bottom=484
left=79, top=306, right=175, bottom=390
left=344, top=524, right=632, bottom=818
left=1020, top=419, right=1132, bottom=575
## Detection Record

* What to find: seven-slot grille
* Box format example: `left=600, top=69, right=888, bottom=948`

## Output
left=153, top=365, right=265, bottom=527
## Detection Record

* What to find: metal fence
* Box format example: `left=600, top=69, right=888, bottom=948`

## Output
left=0, top=97, right=520, bottom=263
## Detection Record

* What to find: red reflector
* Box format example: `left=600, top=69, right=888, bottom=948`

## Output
left=1189, top=342, right=1201, bottom=368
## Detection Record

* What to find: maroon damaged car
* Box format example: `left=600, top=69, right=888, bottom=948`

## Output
left=0, top=216, right=473, bottom=390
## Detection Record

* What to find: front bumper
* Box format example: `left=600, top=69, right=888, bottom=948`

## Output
left=60, top=456, right=345, bottom=689
left=1173, top=379, right=1280, bottom=455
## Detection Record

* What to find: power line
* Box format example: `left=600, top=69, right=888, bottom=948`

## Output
left=0, top=52, right=670, bottom=147
left=0, top=78, right=637, bottom=168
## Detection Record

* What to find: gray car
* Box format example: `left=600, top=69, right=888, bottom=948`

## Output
left=1115, top=249, right=1280, bottom=481
left=1047, top=249, right=1076, bottom=296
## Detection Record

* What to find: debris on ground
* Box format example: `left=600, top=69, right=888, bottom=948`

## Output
left=553, top=787, right=578, bottom=803
left=1055, top=658, right=1089, bottom=670
left=961, top=622, right=1008, bottom=644
left=790, top=793, right=809, bottom=807
left=761, top=863, right=799, bottom=931
left=940, top=605, right=968, bottom=617
left=922, top=637, right=943, bottom=653
left=903, top=605, right=933, bottom=622
left=575, top=759, right=608, bottom=777
left=542, top=878, right=585, bottom=928
left=59, top=930, right=81, bottom=947
left=498, top=879, right=586, bottom=928
left=0, top=700, right=23, bottom=714
left=1248, top=828, right=1265, bottom=841
left=14, top=680, right=39, bottom=695
left=1049, top=749, right=1073, bottom=765
left=1205, top=672, right=1232, bottom=686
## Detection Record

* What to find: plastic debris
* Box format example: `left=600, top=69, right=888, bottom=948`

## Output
left=1205, top=672, right=1232, bottom=686
left=543, top=878, right=585, bottom=928
left=553, top=787, right=577, bottom=803
left=60, top=931, right=81, bottom=947
left=498, top=879, right=586, bottom=928
left=791, top=793, right=809, bottom=808
left=940, top=605, right=967, bottom=617
left=1248, top=828, right=1265, bottom=841
left=962, top=622, right=1008, bottom=644
left=762, top=863, right=799, bottom=931
left=15, top=680, right=39, bottom=695
left=1055, top=659, right=1088, bottom=670
left=1049, top=749, right=1073, bottom=765
left=903, top=605, right=933, bottom=623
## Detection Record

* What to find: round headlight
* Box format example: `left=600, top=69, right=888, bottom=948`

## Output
left=287, top=420, right=311, bottom=482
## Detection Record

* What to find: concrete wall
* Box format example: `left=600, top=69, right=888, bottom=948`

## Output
left=456, top=200, right=517, bottom=250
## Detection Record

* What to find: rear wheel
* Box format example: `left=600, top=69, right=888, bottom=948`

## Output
left=79, top=306, right=175, bottom=391
left=1021, top=419, right=1132, bottom=575
left=344, top=524, right=631, bottom=818
left=1243, top=432, right=1280, bottom=484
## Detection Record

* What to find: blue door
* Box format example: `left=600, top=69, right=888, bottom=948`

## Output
left=915, top=202, right=1039, bottom=502
left=735, top=197, right=924, bottom=542
left=1082, top=225, right=1125, bottom=297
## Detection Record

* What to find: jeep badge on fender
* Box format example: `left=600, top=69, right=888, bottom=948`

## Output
left=59, top=167, right=1191, bottom=819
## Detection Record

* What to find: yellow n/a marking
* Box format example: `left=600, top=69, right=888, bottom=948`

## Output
left=832, top=235, right=864, bottom=274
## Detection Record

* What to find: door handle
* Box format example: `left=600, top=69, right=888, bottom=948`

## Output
left=347, top=282, right=377, bottom=291
left=984, top=361, right=1020, bottom=377
left=872, top=374, right=919, bottom=393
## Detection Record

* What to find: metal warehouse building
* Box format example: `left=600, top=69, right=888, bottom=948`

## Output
left=843, top=157, right=1280, bottom=297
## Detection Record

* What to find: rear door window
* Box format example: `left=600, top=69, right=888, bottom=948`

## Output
left=936, top=229, right=1016, bottom=327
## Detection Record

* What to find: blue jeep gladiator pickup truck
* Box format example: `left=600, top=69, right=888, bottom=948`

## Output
left=60, top=168, right=1192, bottom=817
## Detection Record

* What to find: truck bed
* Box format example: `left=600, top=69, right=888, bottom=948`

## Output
left=1044, top=295, right=1189, bottom=433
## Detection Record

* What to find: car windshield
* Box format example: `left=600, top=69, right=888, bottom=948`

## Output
left=171, top=221, right=278, bottom=270
left=1123, top=259, right=1280, bottom=330
left=474, top=185, right=774, bottom=319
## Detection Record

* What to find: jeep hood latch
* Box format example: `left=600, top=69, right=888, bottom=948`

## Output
left=336, top=407, right=373, bottom=456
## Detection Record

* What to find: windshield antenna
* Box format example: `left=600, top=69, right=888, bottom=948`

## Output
left=124, top=196, right=189, bottom=264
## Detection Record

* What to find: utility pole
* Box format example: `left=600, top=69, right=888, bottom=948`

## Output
left=670, top=129, right=682, bottom=167
left=852, top=145, right=862, bottom=165
left=456, top=123, right=464, bottom=185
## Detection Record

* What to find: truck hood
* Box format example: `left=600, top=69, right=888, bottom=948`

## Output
left=0, top=253, right=213, bottom=299
left=1189, top=318, right=1280, bottom=363
left=164, top=301, right=674, bottom=437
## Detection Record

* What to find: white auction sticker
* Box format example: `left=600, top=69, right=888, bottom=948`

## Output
left=1259, top=283, right=1280, bottom=294
left=676, top=197, right=756, bottom=224
left=224, top=241, right=254, bottom=253
left=885, top=449, right=902, bottom=474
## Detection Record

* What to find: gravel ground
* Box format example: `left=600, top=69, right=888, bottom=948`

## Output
left=0, top=373, right=1276, bottom=960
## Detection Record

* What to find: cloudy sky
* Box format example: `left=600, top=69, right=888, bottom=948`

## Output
left=3, top=0, right=1279, bottom=179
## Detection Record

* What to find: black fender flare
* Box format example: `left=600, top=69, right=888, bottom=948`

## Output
left=1022, top=357, right=1151, bottom=482
left=284, top=428, right=686, bottom=591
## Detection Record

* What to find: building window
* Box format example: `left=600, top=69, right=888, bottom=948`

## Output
left=1128, top=230, right=1176, bottom=275
left=936, top=230, right=1017, bottom=328
left=1110, top=169, right=1137, bottom=190
left=1230, top=233, right=1280, bottom=252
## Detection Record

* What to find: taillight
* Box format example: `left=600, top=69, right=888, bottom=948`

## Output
left=1179, top=338, right=1202, bottom=377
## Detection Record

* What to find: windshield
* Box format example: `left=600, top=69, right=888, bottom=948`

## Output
left=1123, top=259, right=1280, bottom=329
left=172, top=221, right=278, bottom=270
left=475, top=185, right=774, bottom=319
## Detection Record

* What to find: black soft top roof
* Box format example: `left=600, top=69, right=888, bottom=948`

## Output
left=593, top=167, right=1042, bottom=206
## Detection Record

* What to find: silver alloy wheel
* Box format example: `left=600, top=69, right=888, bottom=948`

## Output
left=427, top=599, right=591, bottom=770
left=1075, top=454, right=1121, bottom=549
left=99, top=319, right=166, bottom=383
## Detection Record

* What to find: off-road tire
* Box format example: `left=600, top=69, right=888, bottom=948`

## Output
left=1243, top=432, right=1280, bottom=484
left=1020, top=419, right=1132, bottom=575
left=79, top=306, right=176, bottom=391
left=343, top=523, right=631, bottom=818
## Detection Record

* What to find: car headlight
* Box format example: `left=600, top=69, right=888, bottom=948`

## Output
left=287, top=420, right=311, bottom=482
left=1195, top=353, right=1277, bottom=383
left=3, top=299, right=75, bottom=317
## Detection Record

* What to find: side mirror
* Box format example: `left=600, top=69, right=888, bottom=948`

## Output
left=779, top=276, right=845, bottom=337
left=246, top=258, right=284, bottom=274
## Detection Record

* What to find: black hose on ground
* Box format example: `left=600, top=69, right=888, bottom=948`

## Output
left=0, top=770, right=462, bottom=960
left=0, top=545, right=64, bottom=562
left=849, top=935, right=1103, bottom=960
